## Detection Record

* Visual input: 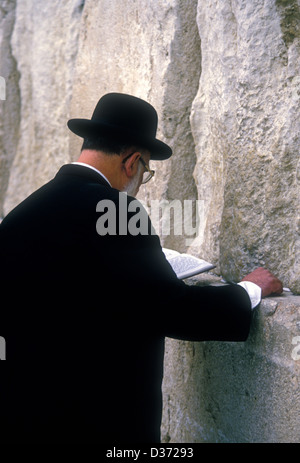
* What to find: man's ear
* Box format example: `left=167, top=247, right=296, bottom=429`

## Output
left=123, top=152, right=141, bottom=178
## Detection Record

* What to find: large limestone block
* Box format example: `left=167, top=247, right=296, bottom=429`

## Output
left=0, top=0, right=20, bottom=217
left=190, top=0, right=300, bottom=293
left=162, top=275, right=300, bottom=443
left=3, top=0, right=84, bottom=215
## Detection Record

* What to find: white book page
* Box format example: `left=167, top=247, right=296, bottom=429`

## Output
left=162, top=248, right=215, bottom=279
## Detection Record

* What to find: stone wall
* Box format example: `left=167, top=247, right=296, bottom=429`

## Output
left=3, top=0, right=83, bottom=214
left=0, top=0, right=299, bottom=443
left=190, top=0, right=300, bottom=295
left=0, top=0, right=20, bottom=216
left=162, top=274, right=300, bottom=443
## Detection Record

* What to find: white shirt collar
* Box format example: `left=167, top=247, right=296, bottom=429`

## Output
left=71, top=162, right=112, bottom=187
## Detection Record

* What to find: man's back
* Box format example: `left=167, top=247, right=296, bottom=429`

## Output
left=0, top=164, right=167, bottom=443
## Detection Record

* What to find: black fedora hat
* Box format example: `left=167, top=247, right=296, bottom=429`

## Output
left=67, top=93, right=172, bottom=160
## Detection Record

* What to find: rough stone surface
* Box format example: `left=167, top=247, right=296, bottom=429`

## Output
left=162, top=275, right=300, bottom=443
left=0, top=0, right=20, bottom=217
left=3, top=0, right=83, bottom=215
left=190, top=0, right=300, bottom=293
left=0, top=0, right=299, bottom=443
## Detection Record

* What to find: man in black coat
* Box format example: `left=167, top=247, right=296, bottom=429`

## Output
left=0, top=93, right=282, bottom=443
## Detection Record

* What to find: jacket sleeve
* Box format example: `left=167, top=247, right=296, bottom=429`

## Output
left=137, top=239, right=253, bottom=342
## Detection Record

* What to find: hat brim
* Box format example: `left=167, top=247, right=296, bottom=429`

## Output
left=67, top=118, right=172, bottom=161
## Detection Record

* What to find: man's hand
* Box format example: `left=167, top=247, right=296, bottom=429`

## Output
left=241, top=267, right=283, bottom=298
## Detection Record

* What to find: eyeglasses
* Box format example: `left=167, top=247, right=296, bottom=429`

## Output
left=122, top=152, right=155, bottom=184
left=139, top=157, right=155, bottom=184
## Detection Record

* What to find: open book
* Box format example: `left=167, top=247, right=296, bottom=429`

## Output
left=162, top=248, right=216, bottom=280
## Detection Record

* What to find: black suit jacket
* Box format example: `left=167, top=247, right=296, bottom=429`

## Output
left=0, top=164, right=252, bottom=443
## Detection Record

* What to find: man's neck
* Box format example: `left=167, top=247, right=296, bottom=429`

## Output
left=76, top=149, right=121, bottom=189
left=71, top=162, right=112, bottom=186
